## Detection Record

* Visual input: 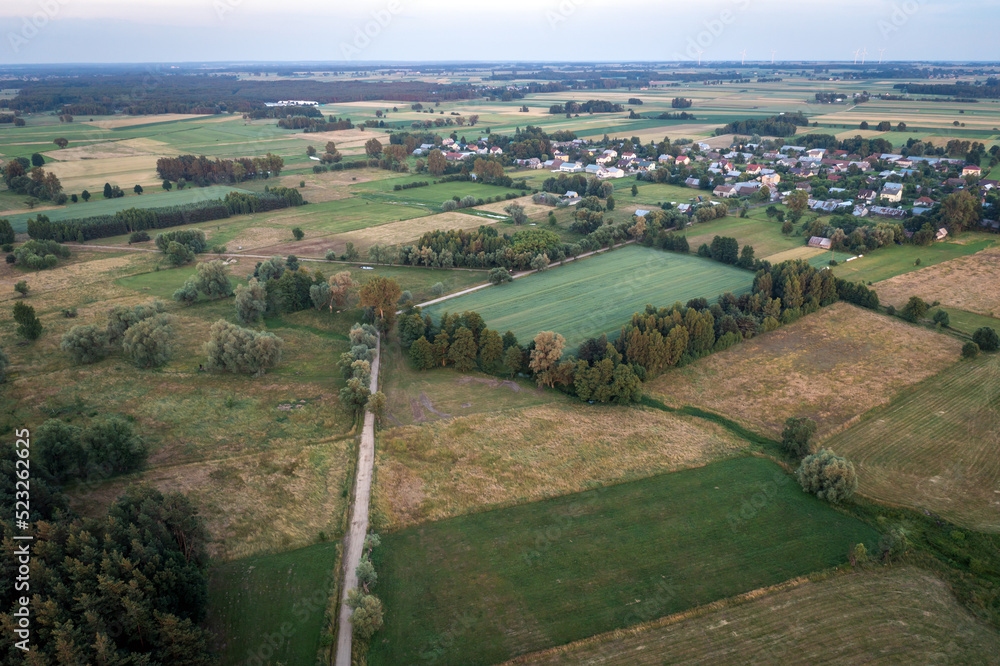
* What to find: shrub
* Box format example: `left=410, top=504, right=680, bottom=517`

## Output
left=204, top=320, right=284, bottom=376
left=14, top=280, right=28, bottom=297
left=430, top=282, right=444, bottom=296
left=173, top=278, right=199, bottom=305
left=60, top=324, right=109, bottom=364
left=292, top=227, right=304, bottom=240
left=900, top=296, right=928, bottom=323
left=962, top=341, right=980, bottom=359
left=13, top=301, right=43, bottom=340
left=796, top=449, right=858, bottom=503
left=129, top=230, right=150, bottom=244
left=931, top=309, right=950, bottom=327
left=106, top=300, right=165, bottom=345
left=165, top=241, right=194, bottom=266
left=81, top=415, right=148, bottom=477
left=488, top=266, right=513, bottom=285
left=235, top=278, right=268, bottom=324
left=781, top=416, right=817, bottom=457
left=13, top=239, right=70, bottom=270
left=972, top=326, right=999, bottom=352
left=325, top=250, right=337, bottom=261
left=123, top=315, right=172, bottom=368
left=347, top=590, right=384, bottom=639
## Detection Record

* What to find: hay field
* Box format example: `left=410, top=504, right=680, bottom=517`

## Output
left=873, top=246, right=1000, bottom=318
left=44, top=154, right=162, bottom=191
left=824, top=353, right=1000, bottom=532
left=516, top=567, right=1000, bottom=665
left=646, top=303, right=963, bottom=439
left=373, top=402, right=745, bottom=529
left=42, top=137, right=173, bottom=161
left=84, top=113, right=214, bottom=129
left=328, top=211, right=496, bottom=253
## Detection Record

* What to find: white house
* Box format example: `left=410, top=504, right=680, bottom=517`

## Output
left=560, top=162, right=584, bottom=173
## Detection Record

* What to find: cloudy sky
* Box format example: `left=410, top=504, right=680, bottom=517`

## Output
left=1, top=0, right=996, bottom=64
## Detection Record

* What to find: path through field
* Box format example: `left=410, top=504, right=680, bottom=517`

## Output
left=335, top=333, right=380, bottom=665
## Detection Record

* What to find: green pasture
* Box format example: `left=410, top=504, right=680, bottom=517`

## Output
left=832, top=236, right=996, bottom=284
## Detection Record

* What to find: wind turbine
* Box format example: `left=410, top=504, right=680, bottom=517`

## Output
left=878, top=48, right=886, bottom=65
left=740, top=49, right=747, bottom=66
left=696, top=49, right=704, bottom=66
left=861, top=47, right=868, bottom=65
left=853, top=48, right=860, bottom=65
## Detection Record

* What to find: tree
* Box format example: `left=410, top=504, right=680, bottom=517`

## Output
left=166, top=241, right=195, bottom=266
left=409, top=336, right=435, bottom=370
left=364, top=138, right=383, bottom=157
left=35, top=419, right=86, bottom=482
left=940, top=190, right=979, bottom=234
left=900, top=296, right=928, bottom=323
left=359, top=276, right=402, bottom=331
left=0, top=218, right=14, bottom=245
left=103, top=182, right=113, bottom=198
left=162, top=179, right=173, bottom=191
left=14, top=280, right=28, bottom=297
left=505, top=203, right=528, bottom=225
left=60, top=324, right=109, bottom=364
left=53, top=137, right=69, bottom=148
left=448, top=327, right=478, bottom=371
left=796, top=449, right=858, bottom=503
left=204, top=320, right=284, bottom=376
left=328, top=271, right=358, bottom=310
left=972, top=326, right=999, bottom=352
left=427, top=149, right=446, bottom=176
left=488, top=266, right=512, bottom=285
left=962, top=341, right=980, bottom=358
left=235, top=278, right=267, bottom=324
left=631, top=183, right=638, bottom=196
left=529, top=331, right=565, bottom=388
left=477, top=329, right=504, bottom=373
left=82, top=415, right=149, bottom=476
left=31, top=152, right=44, bottom=167
left=347, top=590, right=384, bottom=640
left=123, top=315, right=172, bottom=368
left=81, top=189, right=91, bottom=201
left=366, top=391, right=386, bottom=424
left=781, top=416, right=817, bottom=457
left=13, top=301, right=43, bottom=340
left=503, top=345, right=523, bottom=378
left=292, top=227, right=304, bottom=241
left=932, top=310, right=950, bottom=327
left=193, top=260, right=234, bottom=299
left=344, top=242, right=360, bottom=262
left=310, top=282, right=331, bottom=310
left=356, top=558, right=377, bottom=590
left=133, top=184, right=143, bottom=195
left=786, top=189, right=809, bottom=218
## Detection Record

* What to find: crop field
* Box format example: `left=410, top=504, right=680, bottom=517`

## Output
left=368, top=457, right=877, bottom=665
left=373, top=400, right=745, bottom=529
left=518, top=567, right=1000, bottom=665
left=872, top=246, right=1000, bottom=318
left=823, top=353, right=1000, bottom=532
left=208, top=542, right=339, bottom=665
left=830, top=236, right=997, bottom=284
left=682, top=213, right=807, bottom=260
left=646, top=303, right=964, bottom=439
left=422, top=245, right=754, bottom=351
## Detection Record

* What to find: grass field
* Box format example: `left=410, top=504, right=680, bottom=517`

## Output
left=368, top=457, right=877, bottom=665
left=646, top=303, right=964, bottom=439
left=422, top=245, right=754, bottom=351
left=873, top=245, right=1000, bottom=318
left=831, top=236, right=996, bottom=284
left=373, top=398, right=745, bottom=529
left=517, top=567, right=1000, bottom=665
left=824, top=353, right=1000, bottom=532
left=683, top=212, right=806, bottom=260
left=208, top=542, right=339, bottom=665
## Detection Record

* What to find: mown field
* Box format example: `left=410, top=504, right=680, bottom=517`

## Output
left=422, top=245, right=754, bottom=351
left=368, top=457, right=877, bottom=665
left=646, top=303, right=963, bottom=439
left=208, top=542, right=339, bottom=665
left=517, top=567, right=1000, bottom=665
left=830, top=236, right=996, bottom=284
left=824, top=353, right=1000, bottom=532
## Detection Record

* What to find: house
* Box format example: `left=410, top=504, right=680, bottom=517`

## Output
left=489, top=146, right=503, bottom=156
left=675, top=155, right=691, bottom=166
left=795, top=182, right=812, bottom=193
left=744, top=164, right=763, bottom=175
left=444, top=151, right=465, bottom=162
left=963, top=164, right=982, bottom=177
left=685, top=177, right=701, bottom=188
left=552, top=150, right=569, bottom=162
left=442, top=138, right=455, bottom=147
left=806, top=148, right=826, bottom=159
left=853, top=205, right=869, bottom=217
left=936, top=227, right=949, bottom=241
left=634, top=160, right=656, bottom=172
left=634, top=209, right=650, bottom=217
left=585, top=164, right=606, bottom=176
left=714, top=184, right=737, bottom=198
left=620, top=152, right=637, bottom=161
left=601, top=167, right=625, bottom=179
left=857, top=189, right=877, bottom=203
left=658, top=154, right=674, bottom=163
left=596, top=152, right=617, bottom=165
left=869, top=206, right=906, bottom=220
left=560, top=162, right=584, bottom=173
left=880, top=183, right=903, bottom=203
left=676, top=203, right=693, bottom=215
left=915, top=196, right=936, bottom=206
left=543, top=159, right=563, bottom=170
left=760, top=173, right=781, bottom=187
left=946, top=178, right=967, bottom=188
left=808, top=236, right=833, bottom=250
left=733, top=182, right=761, bottom=197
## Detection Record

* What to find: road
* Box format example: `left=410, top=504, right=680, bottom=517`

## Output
left=334, top=333, right=380, bottom=666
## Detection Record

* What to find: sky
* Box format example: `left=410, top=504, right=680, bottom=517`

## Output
left=1, top=0, right=998, bottom=65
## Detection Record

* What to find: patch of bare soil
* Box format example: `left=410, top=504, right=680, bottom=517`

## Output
left=455, top=376, right=522, bottom=393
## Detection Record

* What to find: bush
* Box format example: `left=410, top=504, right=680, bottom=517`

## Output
left=931, top=309, right=950, bottom=327
left=14, top=280, right=28, bottom=297
left=13, top=301, right=43, bottom=340
left=235, top=278, right=267, bottom=324
left=165, top=241, right=195, bottom=266
left=430, top=282, right=444, bottom=296
left=972, top=327, right=999, bottom=352
left=129, top=230, right=150, bottom=244
left=204, top=319, right=284, bottom=376
left=13, top=239, right=70, bottom=270
left=796, top=449, right=858, bottom=503
left=781, top=416, right=817, bottom=457
left=962, top=341, right=980, bottom=358
left=60, top=324, right=109, bottom=364
left=292, top=227, right=304, bottom=240
left=900, top=296, right=929, bottom=323
left=325, top=250, right=337, bottom=261
left=488, top=266, right=513, bottom=285
left=123, top=315, right=172, bottom=368
left=347, top=590, right=384, bottom=640
left=81, top=415, right=148, bottom=477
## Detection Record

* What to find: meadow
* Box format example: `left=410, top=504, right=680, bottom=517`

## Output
left=518, top=567, right=1000, bottom=665
left=368, top=457, right=877, bottom=665
left=823, top=353, right=1000, bottom=532
left=830, top=236, right=996, bottom=284
left=422, top=245, right=754, bottom=351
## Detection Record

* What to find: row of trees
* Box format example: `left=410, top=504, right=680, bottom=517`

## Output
left=2, top=161, right=64, bottom=203
left=155, top=153, right=285, bottom=184
left=61, top=300, right=173, bottom=368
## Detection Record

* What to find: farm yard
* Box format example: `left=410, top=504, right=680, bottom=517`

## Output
left=368, top=457, right=878, bottom=666
left=423, top=245, right=754, bottom=351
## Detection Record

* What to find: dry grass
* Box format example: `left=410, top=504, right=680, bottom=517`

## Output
left=43, top=137, right=172, bottom=161
left=44, top=155, right=162, bottom=190
left=873, top=246, right=1000, bottom=318
left=763, top=245, right=828, bottom=264
left=84, top=114, right=213, bottom=129
left=478, top=194, right=552, bottom=218
left=646, top=303, right=963, bottom=440
left=512, top=567, right=1000, bottom=665
left=330, top=211, right=496, bottom=252
left=372, top=403, right=745, bottom=529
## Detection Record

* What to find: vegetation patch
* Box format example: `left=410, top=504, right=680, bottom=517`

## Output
left=873, top=246, right=1000, bottom=318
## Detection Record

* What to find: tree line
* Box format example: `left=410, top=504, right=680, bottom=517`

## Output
left=155, top=153, right=285, bottom=185
left=715, top=112, right=809, bottom=137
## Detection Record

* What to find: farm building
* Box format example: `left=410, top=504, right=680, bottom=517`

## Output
left=808, top=237, right=833, bottom=250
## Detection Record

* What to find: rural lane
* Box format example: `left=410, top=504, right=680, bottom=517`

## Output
left=335, top=332, right=380, bottom=666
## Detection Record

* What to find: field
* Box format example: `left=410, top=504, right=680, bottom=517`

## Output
left=207, top=542, right=339, bottom=665
left=368, top=457, right=877, bottom=665
left=830, top=236, right=997, bottom=284
left=824, top=353, right=1000, bottom=532
left=872, top=246, right=1000, bottom=318
left=646, top=303, right=964, bottom=439
left=422, top=245, right=754, bottom=351
left=373, top=400, right=745, bottom=529
left=516, top=567, right=1000, bottom=665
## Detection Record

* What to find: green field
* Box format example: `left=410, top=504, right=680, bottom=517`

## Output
left=207, top=542, right=338, bottom=665
left=4, top=185, right=251, bottom=231
left=422, top=245, right=754, bottom=350
left=369, top=457, right=878, bottom=665
left=832, top=237, right=997, bottom=284
left=823, top=353, right=1000, bottom=532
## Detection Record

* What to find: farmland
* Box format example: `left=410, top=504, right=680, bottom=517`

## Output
left=422, top=245, right=754, bottom=351
left=517, top=567, right=1000, bottom=665
left=646, top=303, right=964, bottom=439
left=368, top=457, right=877, bottom=665
left=830, top=236, right=997, bottom=284
left=823, top=353, right=1000, bottom=531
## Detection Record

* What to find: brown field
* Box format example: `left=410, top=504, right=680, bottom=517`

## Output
left=290, top=127, right=383, bottom=152
left=513, top=567, right=1000, bottom=665
left=646, top=303, right=963, bottom=440
left=764, top=246, right=827, bottom=264
left=44, top=154, right=162, bottom=190
left=477, top=194, right=552, bottom=218
left=43, top=137, right=172, bottom=161
left=84, top=113, right=213, bottom=129
left=873, top=246, right=1000, bottom=317
left=326, top=211, right=496, bottom=254
left=373, top=402, right=745, bottom=529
